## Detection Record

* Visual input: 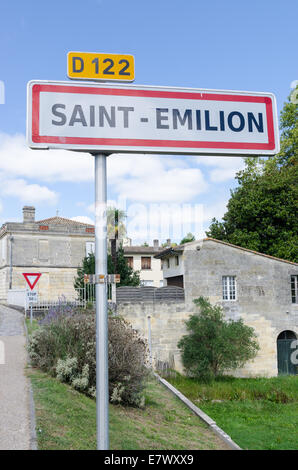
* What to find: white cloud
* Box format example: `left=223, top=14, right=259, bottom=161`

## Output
left=0, top=134, right=235, bottom=221
left=71, top=215, right=94, bottom=225
left=0, top=135, right=208, bottom=204
left=202, top=200, right=228, bottom=223
left=196, top=156, right=245, bottom=182
left=0, top=133, right=93, bottom=182
left=0, top=178, right=58, bottom=205
left=108, top=153, right=208, bottom=203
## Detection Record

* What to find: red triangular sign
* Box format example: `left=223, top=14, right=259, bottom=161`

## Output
left=22, top=272, right=42, bottom=290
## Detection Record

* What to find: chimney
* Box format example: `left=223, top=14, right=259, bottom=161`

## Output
left=23, top=206, right=35, bottom=223
left=153, top=239, right=159, bottom=249
left=166, top=238, right=171, bottom=246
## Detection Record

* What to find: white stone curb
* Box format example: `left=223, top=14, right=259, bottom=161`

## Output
left=154, top=373, right=242, bottom=451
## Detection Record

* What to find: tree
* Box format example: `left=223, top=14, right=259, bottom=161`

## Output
left=74, top=253, right=95, bottom=295
left=206, top=87, right=298, bottom=263
left=107, top=207, right=127, bottom=241
left=178, top=297, right=259, bottom=380
left=109, top=244, right=140, bottom=287
left=108, top=207, right=127, bottom=273
left=180, top=232, right=195, bottom=245
left=74, top=244, right=140, bottom=293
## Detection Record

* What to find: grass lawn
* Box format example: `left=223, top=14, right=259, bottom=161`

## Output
left=28, top=368, right=230, bottom=450
left=166, top=374, right=298, bottom=450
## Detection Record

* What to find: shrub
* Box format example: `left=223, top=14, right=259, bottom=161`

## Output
left=28, top=311, right=149, bottom=407
left=178, top=296, right=259, bottom=380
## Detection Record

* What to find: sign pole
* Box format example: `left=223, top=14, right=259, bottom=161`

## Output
left=94, top=153, right=109, bottom=450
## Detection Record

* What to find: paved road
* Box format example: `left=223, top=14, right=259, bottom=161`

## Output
left=0, top=305, right=31, bottom=450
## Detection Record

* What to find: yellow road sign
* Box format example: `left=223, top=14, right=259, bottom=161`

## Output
left=67, top=52, right=135, bottom=82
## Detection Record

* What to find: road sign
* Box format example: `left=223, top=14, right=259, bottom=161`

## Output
left=27, top=81, right=279, bottom=156
left=84, top=274, right=120, bottom=284
left=26, top=76, right=280, bottom=452
left=22, top=272, right=42, bottom=290
left=26, top=290, right=38, bottom=303
left=67, top=52, right=135, bottom=82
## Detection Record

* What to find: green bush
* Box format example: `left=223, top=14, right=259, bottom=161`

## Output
left=28, top=312, right=149, bottom=407
left=178, top=297, right=259, bottom=380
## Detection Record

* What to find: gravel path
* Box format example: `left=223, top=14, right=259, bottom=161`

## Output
left=0, top=305, right=31, bottom=450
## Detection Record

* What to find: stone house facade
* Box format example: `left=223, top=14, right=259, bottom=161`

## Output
left=0, top=206, right=95, bottom=302
left=117, top=238, right=298, bottom=377
left=0, top=206, right=164, bottom=303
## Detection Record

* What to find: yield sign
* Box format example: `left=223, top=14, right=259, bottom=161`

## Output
left=22, top=272, right=42, bottom=290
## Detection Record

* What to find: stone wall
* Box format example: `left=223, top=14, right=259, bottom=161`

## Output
left=117, top=299, right=298, bottom=377
left=10, top=267, right=78, bottom=300
left=0, top=231, right=93, bottom=301
left=116, top=300, right=191, bottom=373
left=118, top=240, right=298, bottom=377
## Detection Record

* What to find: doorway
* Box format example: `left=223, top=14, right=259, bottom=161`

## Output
left=277, top=330, right=298, bottom=375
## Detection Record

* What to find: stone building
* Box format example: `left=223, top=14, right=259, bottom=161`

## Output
left=0, top=206, right=95, bottom=302
left=117, top=237, right=298, bottom=377
left=0, top=206, right=164, bottom=303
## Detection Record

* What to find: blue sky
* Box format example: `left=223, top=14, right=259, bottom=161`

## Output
left=0, top=0, right=297, bottom=243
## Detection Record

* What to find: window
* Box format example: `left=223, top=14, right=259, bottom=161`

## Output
left=166, top=258, right=170, bottom=269
left=141, top=280, right=154, bottom=287
left=86, top=242, right=95, bottom=257
left=291, top=275, right=298, bottom=304
left=175, top=255, right=179, bottom=266
left=141, top=256, right=151, bottom=270
left=222, top=276, right=236, bottom=300
left=125, top=256, right=133, bottom=269
left=38, top=239, right=49, bottom=261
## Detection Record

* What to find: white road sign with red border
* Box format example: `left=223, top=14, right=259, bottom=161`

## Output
left=22, top=272, right=42, bottom=290
left=27, top=80, right=279, bottom=156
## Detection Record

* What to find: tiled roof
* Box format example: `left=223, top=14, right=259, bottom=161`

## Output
left=37, top=216, right=94, bottom=227
left=124, top=246, right=163, bottom=254
left=155, top=237, right=298, bottom=266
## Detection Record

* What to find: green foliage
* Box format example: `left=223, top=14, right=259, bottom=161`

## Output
left=278, top=86, right=298, bottom=167
left=180, top=232, right=195, bottom=245
left=74, top=244, right=140, bottom=291
left=178, top=297, right=259, bottom=380
left=207, top=89, right=298, bottom=262
left=74, top=253, right=95, bottom=292
left=167, top=374, right=298, bottom=450
left=111, top=244, right=140, bottom=287
left=28, top=312, right=149, bottom=407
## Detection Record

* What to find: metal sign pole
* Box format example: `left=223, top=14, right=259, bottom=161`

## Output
left=94, top=153, right=109, bottom=450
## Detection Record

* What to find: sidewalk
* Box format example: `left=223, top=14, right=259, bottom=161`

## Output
left=0, top=305, right=31, bottom=450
